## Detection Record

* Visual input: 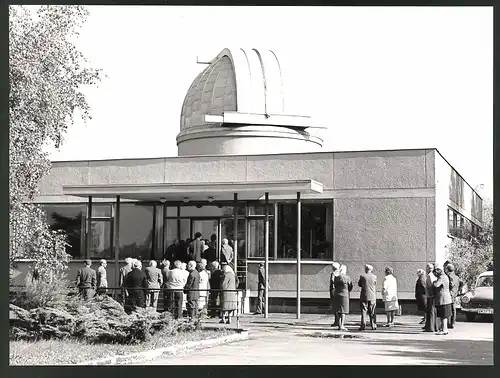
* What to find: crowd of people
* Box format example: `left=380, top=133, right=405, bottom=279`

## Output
left=329, top=260, right=464, bottom=335
left=75, top=232, right=240, bottom=322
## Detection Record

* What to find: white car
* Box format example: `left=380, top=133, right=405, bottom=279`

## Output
left=460, top=271, right=494, bottom=322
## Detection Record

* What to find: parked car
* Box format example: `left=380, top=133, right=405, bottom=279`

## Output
left=460, top=271, right=494, bottom=321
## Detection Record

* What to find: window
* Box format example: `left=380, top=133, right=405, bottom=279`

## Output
left=92, top=205, right=112, bottom=217
left=247, top=202, right=275, bottom=216
left=42, top=204, right=87, bottom=258
left=277, top=202, right=333, bottom=260
left=89, top=220, right=113, bottom=259
left=221, top=218, right=247, bottom=260
left=179, top=205, right=245, bottom=217
left=247, top=218, right=274, bottom=258
left=164, top=219, right=178, bottom=251
left=118, top=204, right=154, bottom=260
left=165, top=206, right=178, bottom=217
left=448, top=209, right=454, bottom=233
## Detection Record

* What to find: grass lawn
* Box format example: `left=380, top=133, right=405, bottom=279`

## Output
left=10, top=328, right=236, bottom=365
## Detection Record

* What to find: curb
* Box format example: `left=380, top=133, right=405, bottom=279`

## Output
left=78, top=329, right=249, bottom=365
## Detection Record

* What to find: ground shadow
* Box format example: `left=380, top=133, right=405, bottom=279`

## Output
left=343, top=338, right=493, bottom=365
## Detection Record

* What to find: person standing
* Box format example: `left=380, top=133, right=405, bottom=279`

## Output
left=208, top=261, right=223, bottom=318
left=189, top=233, right=204, bottom=263
left=329, top=262, right=341, bottom=327
left=160, top=259, right=171, bottom=312
left=415, top=269, right=427, bottom=325
left=167, top=260, right=187, bottom=319
left=220, top=238, right=234, bottom=265
left=124, top=260, right=147, bottom=313
left=445, top=264, right=460, bottom=329
left=255, top=262, right=269, bottom=315
left=165, top=239, right=179, bottom=264
left=119, top=257, right=133, bottom=304
left=433, top=264, right=452, bottom=335
left=220, top=263, right=239, bottom=324
left=96, top=259, right=108, bottom=296
left=76, top=260, right=96, bottom=300
left=382, top=266, right=398, bottom=327
left=358, top=264, right=377, bottom=331
left=184, top=261, right=200, bottom=318
left=197, top=261, right=210, bottom=314
left=332, top=264, right=353, bottom=331
left=145, top=260, right=163, bottom=310
left=423, top=263, right=437, bottom=332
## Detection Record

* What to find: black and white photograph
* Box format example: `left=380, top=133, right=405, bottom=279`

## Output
left=8, top=5, right=493, bottom=366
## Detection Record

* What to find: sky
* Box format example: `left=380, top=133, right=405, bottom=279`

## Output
left=45, top=6, right=493, bottom=199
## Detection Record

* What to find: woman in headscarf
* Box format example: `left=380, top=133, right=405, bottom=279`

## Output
left=433, top=264, right=452, bottom=335
left=382, top=266, right=398, bottom=327
left=332, top=264, right=353, bottom=331
left=220, top=238, right=234, bottom=266
left=220, top=263, right=239, bottom=324
left=415, top=269, right=427, bottom=325
left=329, top=262, right=341, bottom=327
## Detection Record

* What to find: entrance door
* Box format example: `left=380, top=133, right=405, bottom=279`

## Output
left=191, top=219, right=219, bottom=260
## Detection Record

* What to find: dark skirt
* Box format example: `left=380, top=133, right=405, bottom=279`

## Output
left=416, top=295, right=427, bottom=312
left=436, top=303, right=452, bottom=319
left=332, top=295, right=350, bottom=314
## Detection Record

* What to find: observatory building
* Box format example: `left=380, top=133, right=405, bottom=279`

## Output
left=17, top=48, right=483, bottom=314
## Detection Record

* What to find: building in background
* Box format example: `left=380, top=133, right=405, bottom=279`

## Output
left=14, top=48, right=483, bottom=313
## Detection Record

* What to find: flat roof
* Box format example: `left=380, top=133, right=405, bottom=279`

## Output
left=62, top=179, right=324, bottom=202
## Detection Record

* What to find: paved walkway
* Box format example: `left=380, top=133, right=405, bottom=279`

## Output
left=141, top=314, right=493, bottom=365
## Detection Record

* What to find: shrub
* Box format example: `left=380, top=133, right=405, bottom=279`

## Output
left=11, top=272, right=75, bottom=310
left=10, top=295, right=202, bottom=345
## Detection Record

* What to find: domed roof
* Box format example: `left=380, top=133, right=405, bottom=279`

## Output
left=180, top=55, right=237, bottom=131
left=179, top=48, right=286, bottom=132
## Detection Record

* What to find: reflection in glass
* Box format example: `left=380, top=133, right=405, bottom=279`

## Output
left=92, top=205, right=112, bottom=217
left=165, top=206, right=178, bottom=217
left=42, top=204, right=86, bottom=258
left=247, top=219, right=274, bottom=258
left=179, top=219, right=190, bottom=241
left=89, top=220, right=112, bottom=259
left=118, top=204, right=154, bottom=260
left=247, top=202, right=275, bottom=216
left=277, top=202, right=333, bottom=260
left=164, top=219, right=178, bottom=250
left=221, top=218, right=246, bottom=260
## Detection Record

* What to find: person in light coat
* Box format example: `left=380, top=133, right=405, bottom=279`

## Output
left=433, top=264, right=452, bottom=335
left=382, top=266, right=398, bottom=327
left=167, top=260, right=187, bottom=319
left=197, top=260, right=210, bottom=313
left=145, top=260, right=163, bottom=310
left=220, top=263, right=239, bottom=324
left=96, top=259, right=108, bottom=296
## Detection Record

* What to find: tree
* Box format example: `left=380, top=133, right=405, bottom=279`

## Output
left=446, top=198, right=493, bottom=290
left=9, top=5, right=103, bottom=280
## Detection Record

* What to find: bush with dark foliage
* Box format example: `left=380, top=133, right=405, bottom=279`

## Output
left=10, top=295, right=201, bottom=344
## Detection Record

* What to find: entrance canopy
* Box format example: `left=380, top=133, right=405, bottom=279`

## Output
left=62, top=179, right=323, bottom=201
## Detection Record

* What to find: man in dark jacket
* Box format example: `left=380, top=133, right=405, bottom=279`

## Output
left=358, top=264, right=377, bottom=330
left=124, top=260, right=147, bottom=313
left=76, top=260, right=96, bottom=300
left=188, top=233, right=204, bottom=263
left=255, top=262, right=269, bottom=315
left=446, top=263, right=461, bottom=329
left=185, top=260, right=200, bottom=318
left=165, top=239, right=179, bottom=264
left=208, top=261, right=223, bottom=318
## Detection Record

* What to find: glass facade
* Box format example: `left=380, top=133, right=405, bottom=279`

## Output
left=40, top=200, right=336, bottom=262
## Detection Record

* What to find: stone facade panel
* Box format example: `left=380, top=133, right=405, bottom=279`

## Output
left=246, top=153, right=334, bottom=188
left=88, top=159, right=165, bottom=185
left=164, top=156, right=247, bottom=183
left=333, top=150, right=427, bottom=189
left=334, top=197, right=427, bottom=263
